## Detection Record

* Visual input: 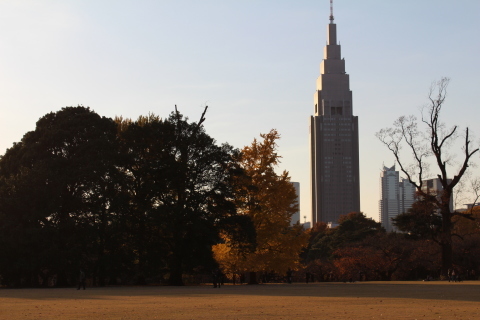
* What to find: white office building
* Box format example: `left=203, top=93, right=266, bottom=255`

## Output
left=379, top=165, right=416, bottom=232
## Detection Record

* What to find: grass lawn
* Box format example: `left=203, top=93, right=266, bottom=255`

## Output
left=1, top=281, right=480, bottom=319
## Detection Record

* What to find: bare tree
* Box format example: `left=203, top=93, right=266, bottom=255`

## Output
left=455, top=174, right=480, bottom=214
left=376, top=77, right=479, bottom=277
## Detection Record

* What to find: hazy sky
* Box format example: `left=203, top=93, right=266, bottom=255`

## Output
left=1, top=0, right=479, bottom=222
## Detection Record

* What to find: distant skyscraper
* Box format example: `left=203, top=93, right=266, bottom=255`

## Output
left=379, top=165, right=399, bottom=232
left=379, top=165, right=415, bottom=232
left=399, top=178, right=416, bottom=217
left=310, top=3, right=360, bottom=224
left=421, top=178, right=454, bottom=212
left=291, top=182, right=300, bottom=226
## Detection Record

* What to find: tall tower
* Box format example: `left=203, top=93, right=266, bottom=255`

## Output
left=310, top=2, right=360, bottom=224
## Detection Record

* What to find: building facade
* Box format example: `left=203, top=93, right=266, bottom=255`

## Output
left=421, top=178, right=454, bottom=212
left=399, top=178, right=416, bottom=217
left=290, top=182, right=300, bottom=226
left=379, top=165, right=416, bottom=232
left=310, top=7, right=360, bottom=224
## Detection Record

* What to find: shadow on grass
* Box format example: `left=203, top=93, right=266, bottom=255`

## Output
left=1, top=282, right=479, bottom=302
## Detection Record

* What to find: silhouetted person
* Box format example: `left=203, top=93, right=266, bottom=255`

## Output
left=77, top=269, right=86, bottom=290
left=451, top=269, right=457, bottom=282
left=212, top=269, right=221, bottom=288
left=219, top=271, right=225, bottom=286
left=286, top=269, right=292, bottom=284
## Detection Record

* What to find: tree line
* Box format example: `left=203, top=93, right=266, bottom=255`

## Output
left=0, top=106, right=307, bottom=287
left=303, top=207, right=480, bottom=282
left=1, top=77, right=479, bottom=287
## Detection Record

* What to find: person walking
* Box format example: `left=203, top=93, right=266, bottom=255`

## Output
left=286, top=269, right=293, bottom=284
left=212, top=269, right=219, bottom=288
left=451, top=269, right=457, bottom=282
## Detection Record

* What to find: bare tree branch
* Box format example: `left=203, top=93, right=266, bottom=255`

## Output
left=376, top=77, right=480, bottom=276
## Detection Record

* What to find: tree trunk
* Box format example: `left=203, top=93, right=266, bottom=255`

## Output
left=440, top=240, right=453, bottom=278
left=247, top=271, right=258, bottom=284
left=135, top=213, right=147, bottom=285
left=440, top=205, right=453, bottom=278
left=98, top=207, right=107, bottom=287
left=168, top=269, right=184, bottom=286
left=55, top=271, right=69, bottom=287
left=97, top=261, right=106, bottom=287
left=168, top=251, right=184, bottom=286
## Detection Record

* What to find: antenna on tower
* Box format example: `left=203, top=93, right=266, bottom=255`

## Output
left=329, top=0, right=334, bottom=23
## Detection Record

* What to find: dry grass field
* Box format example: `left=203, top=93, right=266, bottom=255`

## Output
left=1, top=281, right=480, bottom=320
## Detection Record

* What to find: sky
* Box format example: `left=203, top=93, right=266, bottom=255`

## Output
left=1, top=0, right=479, bottom=222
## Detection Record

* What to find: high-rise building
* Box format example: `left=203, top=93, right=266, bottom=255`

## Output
left=379, top=165, right=416, bottom=232
left=399, top=178, right=416, bottom=217
left=379, top=165, right=399, bottom=231
left=310, top=4, right=360, bottom=224
left=421, top=178, right=454, bottom=212
left=290, top=182, right=300, bottom=226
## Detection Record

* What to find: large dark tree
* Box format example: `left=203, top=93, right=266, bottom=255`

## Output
left=0, top=106, right=118, bottom=286
left=307, top=212, right=384, bottom=262
left=393, top=198, right=442, bottom=240
left=162, top=107, right=243, bottom=285
left=115, top=113, right=174, bottom=284
left=117, top=107, right=245, bottom=285
left=376, top=78, right=479, bottom=277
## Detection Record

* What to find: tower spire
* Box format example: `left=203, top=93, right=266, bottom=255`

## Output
left=329, top=0, right=334, bottom=24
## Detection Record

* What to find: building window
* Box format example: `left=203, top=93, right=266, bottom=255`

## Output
left=331, top=107, right=343, bottom=115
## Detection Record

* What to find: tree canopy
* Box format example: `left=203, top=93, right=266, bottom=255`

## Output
left=0, top=106, right=119, bottom=286
left=0, top=106, right=253, bottom=287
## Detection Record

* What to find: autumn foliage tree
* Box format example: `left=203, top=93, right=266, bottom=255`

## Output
left=452, top=206, right=480, bottom=276
left=213, top=130, right=308, bottom=282
left=334, top=233, right=418, bottom=281
left=305, top=212, right=442, bottom=281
